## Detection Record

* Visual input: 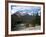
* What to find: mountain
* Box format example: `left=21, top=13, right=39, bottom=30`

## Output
left=12, top=11, right=32, bottom=16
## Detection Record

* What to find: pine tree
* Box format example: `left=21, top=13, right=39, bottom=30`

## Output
left=35, top=12, right=40, bottom=25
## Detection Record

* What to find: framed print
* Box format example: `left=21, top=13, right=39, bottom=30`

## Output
left=5, top=1, right=45, bottom=36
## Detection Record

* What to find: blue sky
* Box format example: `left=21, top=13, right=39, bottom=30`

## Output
left=11, top=6, right=41, bottom=16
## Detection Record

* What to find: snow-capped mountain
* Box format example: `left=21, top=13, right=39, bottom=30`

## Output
left=11, top=6, right=41, bottom=16
left=12, top=10, right=33, bottom=16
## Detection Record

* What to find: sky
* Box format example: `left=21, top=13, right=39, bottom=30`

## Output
left=11, top=5, right=41, bottom=16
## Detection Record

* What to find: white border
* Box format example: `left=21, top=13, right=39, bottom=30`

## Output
left=8, top=3, right=43, bottom=34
